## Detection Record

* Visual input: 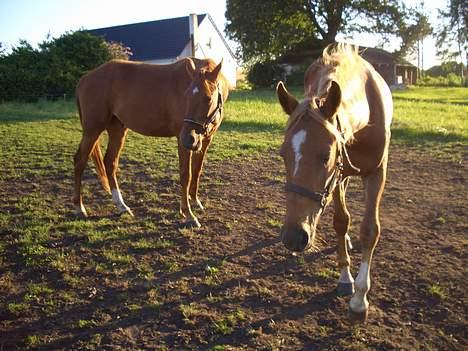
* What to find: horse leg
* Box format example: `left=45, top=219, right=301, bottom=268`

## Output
left=349, top=164, right=387, bottom=323
left=333, top=178, right=354, bottom=296
left=189, top=137, right=212, bottom=211
left=73, top=130, right=102, bottom=217
left=178, top=140, right=200, bottom=228
left=104, top=118, right=133, bottom=216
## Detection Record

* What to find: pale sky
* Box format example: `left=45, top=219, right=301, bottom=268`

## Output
left=0, top=0, right=448, bottom=69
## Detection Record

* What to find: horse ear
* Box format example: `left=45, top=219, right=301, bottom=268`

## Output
left=185, top=58, right=196, bottom=78
left=321, top=81, right=341, bottom=119
left=206, top=60, right=223, bottom=82
left=276, top=81, right=298, bottom=115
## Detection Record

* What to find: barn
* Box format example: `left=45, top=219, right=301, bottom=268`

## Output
left=88, top=14, right=238, bottom=87
left=278, top=45, right=418, bottom=87
left=360, top=47, right=418, bottom=86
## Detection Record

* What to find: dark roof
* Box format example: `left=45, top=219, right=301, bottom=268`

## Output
left=359, top=46, right=415, bottom=67
left=88, top=14, right=206, bottom=61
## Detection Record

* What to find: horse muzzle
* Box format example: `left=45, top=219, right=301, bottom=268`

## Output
left=181, top=130, right=203, bottom=152
left=280, top=225, right=313, bottom=252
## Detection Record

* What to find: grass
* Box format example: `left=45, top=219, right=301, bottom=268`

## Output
left=0, top=86, right=465, bottom=349
left=428, top=284, right=448, bottom=300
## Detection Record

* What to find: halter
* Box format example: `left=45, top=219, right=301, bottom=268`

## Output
left=285, top=117, right=360, bottom=209
left=183, top=82, right=223, bottom=136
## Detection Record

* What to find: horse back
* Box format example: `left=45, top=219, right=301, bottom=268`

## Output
left=76, top=59, right=195, bottom=136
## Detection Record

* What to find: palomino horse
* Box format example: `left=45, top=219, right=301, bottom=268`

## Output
left=73, top=57, right=229, bottom=227
left=276, top=44, right=392, bottom=323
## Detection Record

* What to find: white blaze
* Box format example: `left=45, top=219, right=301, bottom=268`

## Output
left=291, top=129, right=307, bottom=176
left=192, top=87, right=199, bottom=95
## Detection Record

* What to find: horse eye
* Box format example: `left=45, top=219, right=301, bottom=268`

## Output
left=320, top=155, right=330, bottom=164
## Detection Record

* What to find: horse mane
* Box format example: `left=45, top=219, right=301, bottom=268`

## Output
left=300, top=43, right=370, bottom=142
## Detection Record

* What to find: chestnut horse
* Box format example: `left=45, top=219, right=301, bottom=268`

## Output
left=73, top=57, right=229, bottom=227
left=276, top=44, right=392, bottom=323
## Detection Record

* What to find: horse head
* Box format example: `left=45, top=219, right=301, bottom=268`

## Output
left=276, top=80, right=343, bottom=252
left=180, top=59, right=224, bottom=152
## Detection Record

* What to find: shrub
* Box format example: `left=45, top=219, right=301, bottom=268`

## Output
left=417, top=74, right=464, bottom=87
left=247, top=61, right=284, bottom=88
left=0, top=31, right=131, bottom=102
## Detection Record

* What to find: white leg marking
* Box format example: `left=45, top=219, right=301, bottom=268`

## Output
left=338, top=266, right=354, bottom=284
left=291, top=129, right=307, bottom=176
left=195, top=198, right=204, bottom=211
left=192, top=86, right=199, bottom=94
left=112, top=188, right=132, bottom=214
left=350, top=262, right=370, bottom=313
left=345, top=233, right=353, bottom=250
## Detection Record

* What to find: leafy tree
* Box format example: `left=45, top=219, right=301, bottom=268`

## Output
left=225, top=0, right=412, bottom=62
left=436, top=0, right=467, bottom=80
left=105, top=41, right=133, bottom=60
left=396, top=11, right=432, bottom=60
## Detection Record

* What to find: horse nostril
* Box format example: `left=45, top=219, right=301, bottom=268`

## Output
left=281, top=226, right=310, bottom=252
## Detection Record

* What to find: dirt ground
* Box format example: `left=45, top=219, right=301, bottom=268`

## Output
left=1, top=143, right=467, bottom=350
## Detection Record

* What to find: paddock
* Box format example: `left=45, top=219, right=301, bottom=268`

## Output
left=0, top=87, right=466, bottom=350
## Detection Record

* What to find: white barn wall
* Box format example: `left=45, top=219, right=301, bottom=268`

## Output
left=194, top=17, right=237, bottom=88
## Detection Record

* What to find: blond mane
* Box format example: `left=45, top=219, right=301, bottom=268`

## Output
left=299, top=43, right=370, bottom=142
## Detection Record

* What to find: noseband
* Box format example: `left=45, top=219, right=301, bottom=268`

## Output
left=183, top=83, right=223, bottom=136
left=285, top=118, right=359, bottom=209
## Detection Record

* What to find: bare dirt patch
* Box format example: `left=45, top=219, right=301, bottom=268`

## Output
left=0, top=144, right=467, bottom=350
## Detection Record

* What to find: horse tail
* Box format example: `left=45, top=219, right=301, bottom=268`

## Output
left=91, top=142, right=111, bottom=194
left=76, top=91, right=111, bottom=194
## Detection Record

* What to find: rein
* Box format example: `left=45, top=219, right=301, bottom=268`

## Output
left=285, top=116, right=360, bottom=209
left=183, top=83, right=223, bottom=136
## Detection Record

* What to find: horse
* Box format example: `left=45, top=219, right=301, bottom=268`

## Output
left=276, top=44, right=392, bottom=323
left=73, top=57, right=229, bottom=228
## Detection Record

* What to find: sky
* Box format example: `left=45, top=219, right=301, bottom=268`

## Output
left=0, top=0, right=448, bottom=69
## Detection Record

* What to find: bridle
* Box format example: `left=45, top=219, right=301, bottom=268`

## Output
left=183, top=82, right=223, bottom=136
left=285, top=117, right=360, bottom=210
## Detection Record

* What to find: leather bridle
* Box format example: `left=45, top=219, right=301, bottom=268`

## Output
left=183, top=83, right=223, bottom=137
left=285, top=117, right=360, bottom=210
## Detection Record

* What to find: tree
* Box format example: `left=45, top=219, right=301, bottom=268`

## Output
left=396, top=11, right=432, bottom=60
left=436, top=0, right=467, bottom=81
left=225, top=0, right=412, bottom=62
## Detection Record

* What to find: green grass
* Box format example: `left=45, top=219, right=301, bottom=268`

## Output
left=0, top=86, right=465, bottom=349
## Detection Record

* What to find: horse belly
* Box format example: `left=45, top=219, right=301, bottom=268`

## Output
left=114, top=110, right=179, bottom=138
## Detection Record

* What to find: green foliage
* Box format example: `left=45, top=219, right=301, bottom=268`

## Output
left=247, top=61, right=284, bottom=87
left=0, top=31, right=130, bottom=102
left=417, top=73, right=465, bottom=87
left=436, top=0, right=467, bottom=62
left=396, top=10, right=432, bottom=59
left=225, top=0, right=317, bottom=62
left=424, top=61, right=466, bottom=77
left=226, top=0, right=412, bottom=62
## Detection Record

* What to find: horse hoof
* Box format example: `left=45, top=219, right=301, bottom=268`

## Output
left=195, top=199, right=205, bottom=212
left=349, top=308, right=368, bottom=324
left=179, top=218, right=201, bottom=229
left=337, top=282, right=355, bottom=296
left=119, top=208, right=134, bottom=217
left=73, top=206, right=88, bottom=218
